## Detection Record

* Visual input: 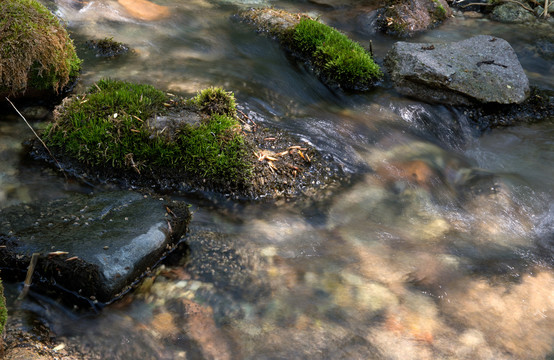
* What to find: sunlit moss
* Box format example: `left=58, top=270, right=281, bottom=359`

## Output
left=0, top=0, right=81, bottom=95
left=289, top=18, right=382, bottom=89
left=43, top=79, right=251, bottom=184
left=191, top=87, right=237, bottom=116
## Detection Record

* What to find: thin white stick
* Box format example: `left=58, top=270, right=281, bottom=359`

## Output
left=17, top=252, right=40, bottom=301
left=5, top=97, right=66, bottom=178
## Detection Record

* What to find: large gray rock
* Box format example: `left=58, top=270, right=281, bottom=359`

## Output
left=0, top=191, right=190, bottom=304
left=385, top=35, right=530, bottom=105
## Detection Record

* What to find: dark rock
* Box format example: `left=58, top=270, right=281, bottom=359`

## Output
left=490, top=2, right=535, bottom=23
left=385, top=35, right=530, bottom=105
left=0, top=191, right=190, bottom=304
left=377, top=0, right=452, bottom=37
left=463, top=87, right=554, bottom=131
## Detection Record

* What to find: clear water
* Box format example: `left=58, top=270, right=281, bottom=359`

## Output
left=1, top=0, right=553, bottom=358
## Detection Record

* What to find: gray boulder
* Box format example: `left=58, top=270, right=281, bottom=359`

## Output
left=385, top=35, right=530, bottom=105
left=0, top=191, right=190, bottom=304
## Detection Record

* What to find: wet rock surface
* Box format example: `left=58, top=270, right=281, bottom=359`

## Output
left=385, top=35, right=530, bottom=105
left=0, top=191, right=190, bottom=304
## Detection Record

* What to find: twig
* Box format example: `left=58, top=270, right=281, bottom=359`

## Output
left=460, top=2, right=493, bottom=6
left=237, top=108, right=257, bottom=127
left=461, top=0, right=533, bottom=13
left=17, top=252, right=40, bottom=301
left=6, top=97, right=67, bottom=179
left=369, top=40, right=374, bottom=58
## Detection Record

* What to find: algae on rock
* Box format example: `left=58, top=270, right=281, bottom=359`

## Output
left=0, top=0, right=81, bottom=96
left=242, top=9, right=382, bottom=90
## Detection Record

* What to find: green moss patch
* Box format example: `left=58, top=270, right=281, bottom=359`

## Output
left=290, top=18, right=382, bottom=89
left=0, top=0, right=81, bottom=96
left=43, top=79, right=251, bottom=186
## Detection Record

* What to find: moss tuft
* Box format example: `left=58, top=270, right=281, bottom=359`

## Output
left=43, top=79, right=251, bottom=184
left=192, top=87, right=237, bottom=117
left=290, top=18, right=382, bottom=89
left=0, top=279, right=6, bottom=335
left=431, top=0, right=447, bottom=19
left=177, top=113, right=250, bottom=181
left=0, top=0, right=81, bottom=95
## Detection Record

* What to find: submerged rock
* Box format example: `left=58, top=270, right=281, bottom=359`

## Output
left=463, top=87, right=554, bottom=131
left=86, top=37, right=130, bottom=58
left=0, top=191, right=190, bottom=304
left=385, top=35, right=530, bottom=105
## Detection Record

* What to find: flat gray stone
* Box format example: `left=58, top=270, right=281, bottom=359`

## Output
left=385, top=35, right=530, bottom=105
left=0, top=191, right=189, bottom=303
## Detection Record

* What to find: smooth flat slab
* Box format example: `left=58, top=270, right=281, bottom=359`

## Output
left=0, top=191, right=189, bottom=303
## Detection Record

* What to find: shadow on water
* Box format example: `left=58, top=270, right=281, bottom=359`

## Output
left=1, top=0, right=553, bottom=358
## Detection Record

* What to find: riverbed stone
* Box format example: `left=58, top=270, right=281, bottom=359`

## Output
left=0, top=191, right=190, bottom=304
left=385, top=35, right=530, bottom=105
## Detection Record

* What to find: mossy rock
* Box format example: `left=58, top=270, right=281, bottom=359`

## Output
left=378, top=0, right=452, bottom=37
left=43, top=79, right=250, bottom=188
left=242, top=9, right=382, bottom=90
left=0, top=0, right=81, bottom=97
left=34, top=79, right=347, bottom=199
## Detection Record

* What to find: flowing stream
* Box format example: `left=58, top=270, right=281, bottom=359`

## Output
left=1, top=0, right=553, bottom=358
